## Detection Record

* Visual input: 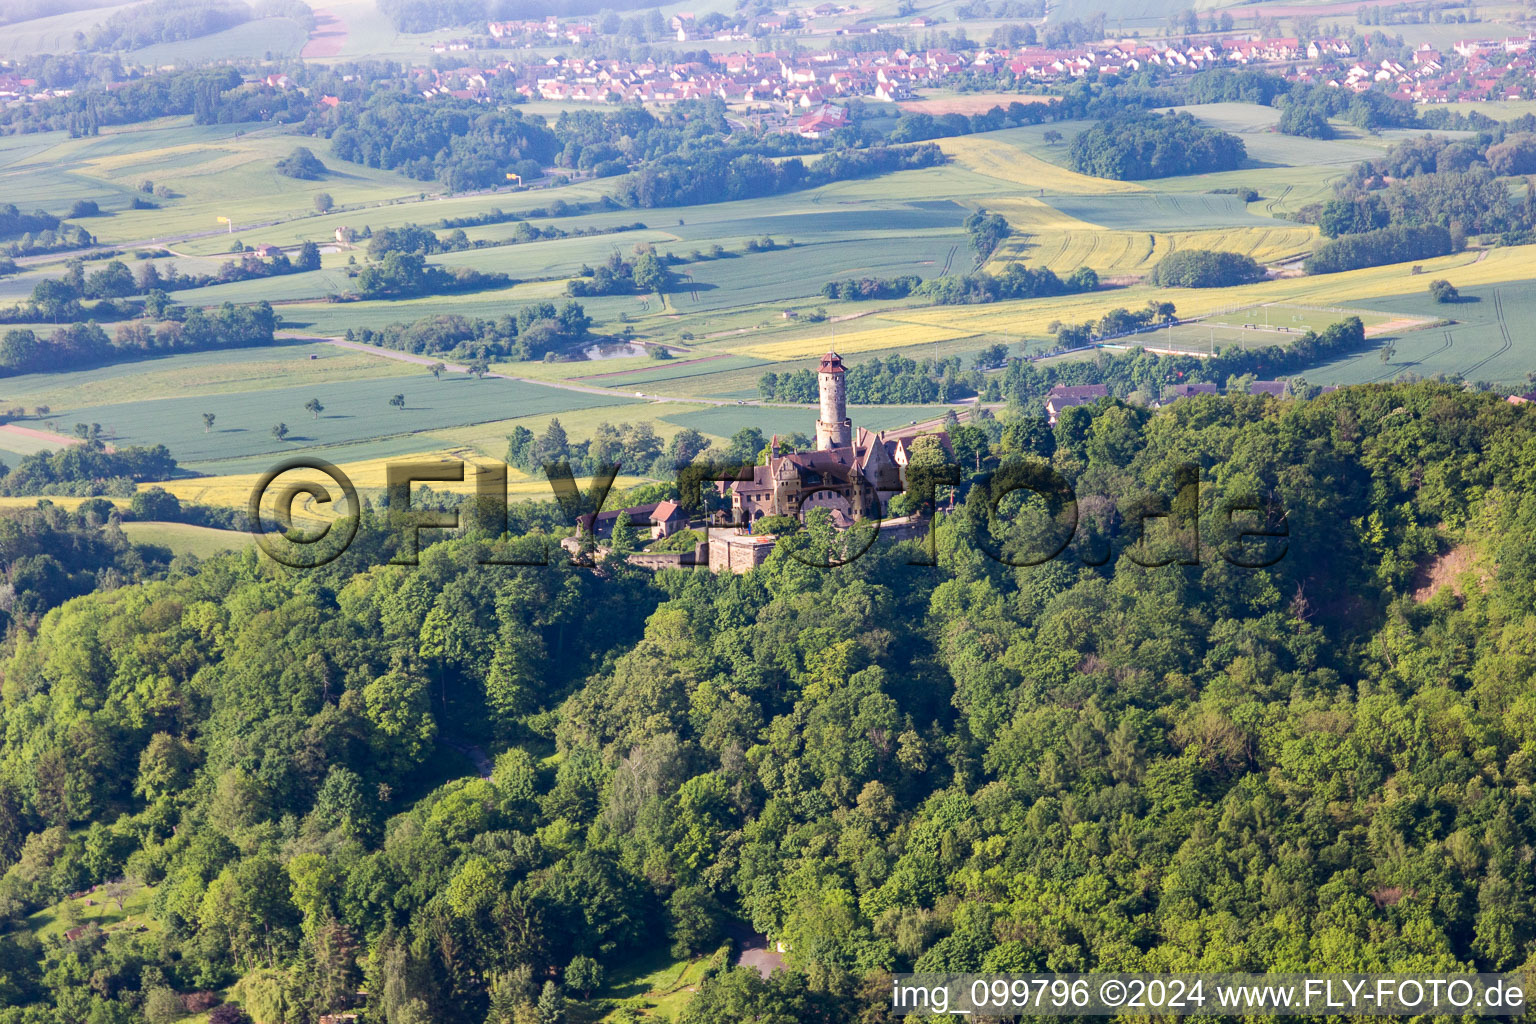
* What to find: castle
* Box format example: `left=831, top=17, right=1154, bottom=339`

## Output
left=575, top=351, right=948, bottom=573
left=719, top=351, right=943, bottom=526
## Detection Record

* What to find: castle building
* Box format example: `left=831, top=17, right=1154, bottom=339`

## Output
left=721, top=351, right=946, bottom=525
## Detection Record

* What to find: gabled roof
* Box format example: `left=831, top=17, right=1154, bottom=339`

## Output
left=1047, top=383, right=1108, bottom=400
left=651, top=500, right=685, bottom=522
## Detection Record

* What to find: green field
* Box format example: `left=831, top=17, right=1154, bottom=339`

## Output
left=1318, top=282, right=1535, bottom=385
left=130, top=16, right=310, bottom=62
left=0, top=118, right=444, bottom=238
left=1042, top=192, right=1288, bottom=231
left=121, top=521, right=256, bottom=556
left=0, top=342, right=420, bottom=411
left=570, top=355, right=770, bottom=388
left=0, top=96, right=1530, bottom=509
left=25, top=880, right=158, bottom=941
left=57, top=371, right=644, bottom=471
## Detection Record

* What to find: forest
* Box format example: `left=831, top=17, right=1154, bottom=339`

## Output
left=347, top=302, right=592, bottom=362
left=1017, top=316, right=1363, bottom=400
left=1146, top=249, right=1266, bottom=288
left=758, top=352, right=1009, bottom=405
left=2, top=381, right=1536, bottom=1023
left=818, top=263, right=1098, bottom=307
left=1303, top=131, right=1536, bottom=247
left=0, top=441, right=178, bottom=497
left=1068, top=112, right=1246, bottom=180
left=1302, top=224, right=1455, bottom=274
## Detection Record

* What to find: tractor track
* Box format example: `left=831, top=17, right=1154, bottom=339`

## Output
left=1366, top=330, right=1451, bottom=383
left=1456, top=288, right=1512, bottom=381
left=939, top=245, right=957, bottom=276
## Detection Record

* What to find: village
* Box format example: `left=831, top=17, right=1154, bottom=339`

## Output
left=459, top=26, right=1536, bottom=111
left=6, top=21, right=1536, bottom=113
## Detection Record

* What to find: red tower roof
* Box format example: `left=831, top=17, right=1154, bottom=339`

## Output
left=818, top=351, right=845, bottom=373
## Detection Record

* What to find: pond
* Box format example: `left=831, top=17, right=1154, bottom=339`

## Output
left=582, top=341, right=647, bottom=360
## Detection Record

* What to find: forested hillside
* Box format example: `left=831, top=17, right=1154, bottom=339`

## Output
left=3, top=382, right=1536, bottom=1022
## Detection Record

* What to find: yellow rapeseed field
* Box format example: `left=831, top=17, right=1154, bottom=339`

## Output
left=887, top=245, right=1536, bottom=339
left=148, top=449, right=651, bottom=512
left=983, top=202, right=1319, bottom=278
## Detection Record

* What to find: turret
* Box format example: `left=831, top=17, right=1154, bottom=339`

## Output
left=815, top=351, right=852, bottom=449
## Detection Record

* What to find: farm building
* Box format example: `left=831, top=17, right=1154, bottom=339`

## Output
left=576, top=501, right=689, bottom=539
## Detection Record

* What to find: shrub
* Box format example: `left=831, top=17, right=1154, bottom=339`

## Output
left=1428, top=278, right=1460, bottom=303
left=276, top=147, right=326, bottom=180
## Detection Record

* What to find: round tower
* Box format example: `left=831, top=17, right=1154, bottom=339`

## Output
left=815, top=351, right=852, bottom=449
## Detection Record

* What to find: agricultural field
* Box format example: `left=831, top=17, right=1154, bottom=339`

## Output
left=120, top=521, right=256, bottom=557
left=1113, top=303, right=1412, bottom=357
left=982, top=196, right=1318, bottom=277
left=730, top=318, right=981, bottom=359
left=1041, top=192, right=1287, bottom=231
left=837, top=244, right=1536, bottom=383
left=50, top=369, right=643, bottom=473
left=130, top=15, right=310, bottom=62
left=0, top=341, right=420, bottom=412
left=567, top=354, right=770, bottom=389
left=1319, top=280, right=1536, bottom=385
left=0, top=118, right=443, bottom=240
left=152, top=448, right=652, bottom=510
left=2, top=88, right=1531, bottom=526
left=940, top=130, right=1144, bottom=195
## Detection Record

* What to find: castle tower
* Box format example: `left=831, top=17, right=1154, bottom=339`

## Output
left=815, top=351, right=852, bottom=450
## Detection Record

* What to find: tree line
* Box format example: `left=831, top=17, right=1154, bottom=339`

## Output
left=825, top=262, right=1099, bottom=307
left=346, top=302, right=591, bottom=362
left=1004, top=316, right=1365, bottom=404
left=0, top=439, right=177, bottom=497
left=0, top=302, right=276, bottom=376
left=611, top=144, right=945, bottom=209
left=758, top=351, right=1010, bottom=405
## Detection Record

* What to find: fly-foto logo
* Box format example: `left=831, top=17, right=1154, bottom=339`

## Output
left=246, top=456, right=1288, bottom=571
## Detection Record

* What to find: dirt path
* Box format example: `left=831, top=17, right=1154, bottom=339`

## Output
left=0, top=422, right=84, bottom=447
